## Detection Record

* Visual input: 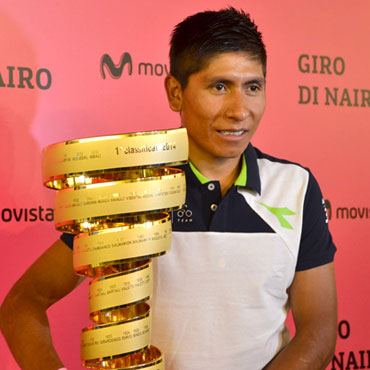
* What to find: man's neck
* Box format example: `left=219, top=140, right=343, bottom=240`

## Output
left=190, top=155, right=242, bottom=197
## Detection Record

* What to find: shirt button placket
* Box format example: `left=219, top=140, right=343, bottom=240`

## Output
left=206, top=182, right=218, bottom=213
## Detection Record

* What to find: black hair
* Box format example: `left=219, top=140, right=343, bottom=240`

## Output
left=169, top=7, right=266, bottom=89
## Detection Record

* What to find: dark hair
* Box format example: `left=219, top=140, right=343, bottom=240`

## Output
left=169, top=7, right=266, bottom=89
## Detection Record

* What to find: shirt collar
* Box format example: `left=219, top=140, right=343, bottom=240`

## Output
left=189, top=156, right=247, bottom=185
left=188, top=161, right=211, bottom=184
left=244, top=143, right=261, bottom=194
left=185, top=143, right=261, bottom=194
left=235, top=155, right=247, bottom=186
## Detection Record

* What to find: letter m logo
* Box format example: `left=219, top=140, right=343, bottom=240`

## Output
left=100, top=52, right=133, bottom=79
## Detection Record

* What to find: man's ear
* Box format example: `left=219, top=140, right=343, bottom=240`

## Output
left=164, top=75, right=183, bottom=112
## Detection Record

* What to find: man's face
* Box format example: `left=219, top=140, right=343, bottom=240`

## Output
left=166, top=52, right=266, bottom=163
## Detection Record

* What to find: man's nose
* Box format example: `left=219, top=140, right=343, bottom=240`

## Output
left=225, top=90, right=249, bottom=121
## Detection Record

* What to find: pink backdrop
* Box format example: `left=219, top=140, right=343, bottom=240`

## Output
left=1, top=1, right=369, bottom=369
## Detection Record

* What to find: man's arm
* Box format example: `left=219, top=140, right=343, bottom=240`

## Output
left=0, top=239, right=84, bottom=370
left=263, top=262, right=337, bottom=370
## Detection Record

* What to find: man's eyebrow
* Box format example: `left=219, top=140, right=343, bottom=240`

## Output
left=207, top=77, right=233, bottom=85
left=207, top=76, right=265, bottom=85
left=243, top=77, right=266, bottom=86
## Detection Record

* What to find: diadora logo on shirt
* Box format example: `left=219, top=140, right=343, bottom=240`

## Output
left=173, top=204, right=193, bottom=223
left=259, top=202, right=296, bottom=229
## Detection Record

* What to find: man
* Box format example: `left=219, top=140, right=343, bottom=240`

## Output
left=0, top=7, right=337, bottom=370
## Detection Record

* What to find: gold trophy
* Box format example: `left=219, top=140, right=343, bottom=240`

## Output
left=42, top=128, right=188, bottom=369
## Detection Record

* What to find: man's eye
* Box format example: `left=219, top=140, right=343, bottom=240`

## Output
left=213, top=83, right=226, bottom=91
left=249, top=84, right=260, bottom=92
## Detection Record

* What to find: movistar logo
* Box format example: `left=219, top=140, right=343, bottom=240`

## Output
left=100, top=52, right=169, bottom=80
left=259, top=202, right=296, bottom=229
left=325, top=199, right=370, bottom=220
left=100, top=53, right=133, bottom=79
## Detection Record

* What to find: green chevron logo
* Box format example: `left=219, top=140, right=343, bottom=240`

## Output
left=259, top=203, right=296, bottom=229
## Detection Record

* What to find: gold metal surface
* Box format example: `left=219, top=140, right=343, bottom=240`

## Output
left=42, top=128, right=188, bottom=369
left=54, top=168, right=185, bottom=230
left=82, top=345, right=164, bottom=369
left=73, top=214, right=171, bottom=277
left=89, top=261, right=153, bottom=315
left=42, top=128, right=188, bottom=188
left=77, top=259, right=151, bottom=279
left=81, top=309, right=151, bottom=361
left=90, top=300, right=150, bottom=324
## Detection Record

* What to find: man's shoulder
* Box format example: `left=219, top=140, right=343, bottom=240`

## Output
left=250, top=145, right=314, bottom=194
left=252, top=145, right=308, bottom=171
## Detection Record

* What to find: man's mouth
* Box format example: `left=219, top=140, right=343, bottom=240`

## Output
left=218, top=130, right=246, bottom=136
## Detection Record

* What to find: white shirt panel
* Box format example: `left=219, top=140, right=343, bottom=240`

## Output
left=151, top=231, right=295, bottom=370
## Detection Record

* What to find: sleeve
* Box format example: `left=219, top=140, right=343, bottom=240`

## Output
left=60, top=232, right=74, bottom=249
left=295, top=170, right=336, bottom=271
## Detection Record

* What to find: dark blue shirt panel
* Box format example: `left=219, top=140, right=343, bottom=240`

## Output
left=171, top=165, right=274, bottom=233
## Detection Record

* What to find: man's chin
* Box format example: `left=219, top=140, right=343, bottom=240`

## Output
left=213, top=150, right=246, bottom=161
left=215, top=145, right=249, bottom=159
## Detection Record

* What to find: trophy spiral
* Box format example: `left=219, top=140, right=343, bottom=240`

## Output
left=42, top=128, right=188, bottom=369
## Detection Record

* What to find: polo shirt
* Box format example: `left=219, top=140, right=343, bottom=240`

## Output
left=60, top=143, right=336, bottom=369
left=167, top=143, right=336, bottom=271
left=150, top=144, right=336, bottom=369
